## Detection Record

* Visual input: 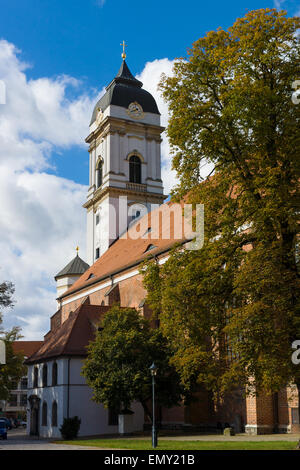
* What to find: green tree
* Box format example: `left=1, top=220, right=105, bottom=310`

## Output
left=142, top=242, right=242, bottom=397
left=0, top=280, right=24, bottom=400
left=145, top=8, right=300, bottom=407
left=82, top=305, right=184, bottom=423
left=0, top=281, right=15, bottom=316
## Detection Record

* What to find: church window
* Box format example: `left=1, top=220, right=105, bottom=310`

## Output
left=295, top=238, right=300, bottom=270
left=52, top=401, right=58, bottom=427
left=129, top=155, right=141, bottom=184
left=95, top=248, right=100, bottom=259
left=33, top=367, right=38, bottom=388
left=96, top=160, right=103, bottom=189
left=292, top=408, right=299, bottom=424
left=52, top=362, right=58, bottom=386
left=96, top=214, right=100, bottom=225
left=42, top=364, right=48, bottom=387
left=42, top=402, right=47, bottom=426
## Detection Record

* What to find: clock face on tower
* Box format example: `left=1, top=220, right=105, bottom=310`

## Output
left=127, top=101, right=144, bottom=119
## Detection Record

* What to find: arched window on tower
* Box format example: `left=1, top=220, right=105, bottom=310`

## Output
left=96, top=159, right=103, bottom=189
left=129, top=155, right=141, bottom=184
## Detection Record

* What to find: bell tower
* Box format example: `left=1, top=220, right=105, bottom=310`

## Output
left=84, top=51, right=166, bottom=265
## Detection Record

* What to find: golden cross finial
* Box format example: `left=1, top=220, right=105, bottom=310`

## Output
left=120, top=40, right=127, bottom=60
left=76, top=246, right=79, bottom=255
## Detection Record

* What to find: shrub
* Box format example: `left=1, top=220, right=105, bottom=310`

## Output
left=59, top=416, right=81, bottom=440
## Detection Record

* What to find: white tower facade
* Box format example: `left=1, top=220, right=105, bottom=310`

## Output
left=84, top=60, right=166, bottom=265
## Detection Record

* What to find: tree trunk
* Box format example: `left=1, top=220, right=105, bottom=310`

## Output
left=140, top=398, right=152, bottom=425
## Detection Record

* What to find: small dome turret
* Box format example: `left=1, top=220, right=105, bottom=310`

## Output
left=55, top=250, right=89, bottom=299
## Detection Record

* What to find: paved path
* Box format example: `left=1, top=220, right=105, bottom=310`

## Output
left=0, top=428, right=101, bottom=450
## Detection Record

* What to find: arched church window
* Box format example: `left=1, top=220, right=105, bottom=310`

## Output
left=42, top=402, right=47, bottom=426
left=33, top=367, right=38, bottom=388
left=96, top=160, right=103, bottom=188
left=52, top=362, right=58, bottom=386
left=52, top=401, right=58, bottom=427
left=129, top=155, right=141, bottom=184
left=42, top=364, right=48, bottom=387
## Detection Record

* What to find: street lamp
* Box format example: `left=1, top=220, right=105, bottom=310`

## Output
left=149, top=362, right=158, bottom=448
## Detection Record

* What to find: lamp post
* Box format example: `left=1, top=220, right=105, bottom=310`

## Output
left=149, top=362, right=158, bottom=448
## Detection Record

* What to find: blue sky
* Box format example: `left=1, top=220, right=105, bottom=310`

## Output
left=0, top=0, right=298, bottom=185
left=0, top=0, right=298, bottom=338
left=0, top=0, right=280, bottom=84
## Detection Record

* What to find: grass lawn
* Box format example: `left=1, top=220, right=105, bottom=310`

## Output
left=57, top=439, right=298, bottom=450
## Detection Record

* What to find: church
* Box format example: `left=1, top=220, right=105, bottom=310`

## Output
left=25, top=50, right=299, bottom=438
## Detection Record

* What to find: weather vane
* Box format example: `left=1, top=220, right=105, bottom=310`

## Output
left=120, top=40, right=127, bottom=60
left=76, top=246, right=79, bottom=254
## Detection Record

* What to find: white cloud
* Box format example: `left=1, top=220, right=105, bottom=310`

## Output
left=137, top=58, right=214, bottom=191
left=95, top=0, right=106, bottom=7
left=0, top=40, right=95, bottom=338
left=0, top=170, right=87, bottom=340
left=273, top=0, right=285, bottom=9
left=0, top=41, right=179, bottom=340
left=136, top=58, right=178, bottom=195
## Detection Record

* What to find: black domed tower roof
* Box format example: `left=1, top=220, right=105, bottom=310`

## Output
left=55, top=254, right=89, bottom=280
left=90, top=60, right=160, bottom=125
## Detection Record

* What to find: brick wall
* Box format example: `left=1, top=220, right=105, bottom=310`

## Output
left=58, top=267, right=300, bottom=433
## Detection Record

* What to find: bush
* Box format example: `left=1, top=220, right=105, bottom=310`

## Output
left=59, top=416, right=81, bottom=440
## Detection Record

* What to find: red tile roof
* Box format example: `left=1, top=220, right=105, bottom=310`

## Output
left=12, top=341, right=44, bottom=358
left=60, top=201, right=191, bottom=300
left=25, top=304, right=113, bottom=364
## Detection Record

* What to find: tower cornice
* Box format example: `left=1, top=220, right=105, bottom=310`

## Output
left=83, top=185, right=166, bottom=211
left=85, top=115, right=165, bottom=148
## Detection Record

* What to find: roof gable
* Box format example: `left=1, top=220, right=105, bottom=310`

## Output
left=25, top=304, right=112, bottom=364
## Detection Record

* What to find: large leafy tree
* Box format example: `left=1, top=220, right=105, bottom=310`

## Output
left=0, top=280, right=24, bottom=401
left=144, top=9, right=300, bottom=408
left=82, top=306, right=184, bottom=423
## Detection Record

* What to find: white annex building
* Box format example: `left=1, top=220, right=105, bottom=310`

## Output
left=25, top=54, right=170, bottom=438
